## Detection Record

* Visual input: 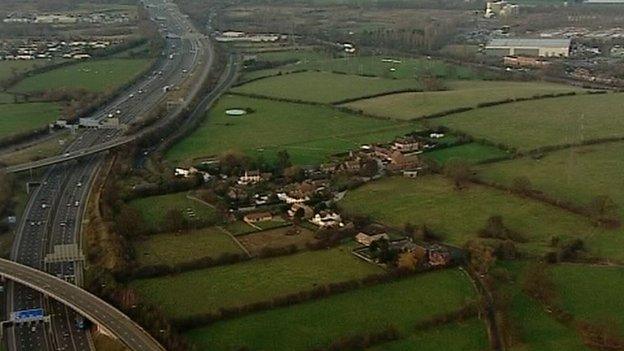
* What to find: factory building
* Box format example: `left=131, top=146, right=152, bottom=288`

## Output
left=485, top=38, right=571, bottom=57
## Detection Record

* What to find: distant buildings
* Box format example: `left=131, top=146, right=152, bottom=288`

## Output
left=215, top=31, right=285, bottom=43
left=485, top=38, right=571, bottom=57
left=485, top=1, right=520, bottom=18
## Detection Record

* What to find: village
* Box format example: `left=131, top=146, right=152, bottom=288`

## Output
left=172, top=128, right=458, bottom=271
left=0, top=38, right=117, bottom=61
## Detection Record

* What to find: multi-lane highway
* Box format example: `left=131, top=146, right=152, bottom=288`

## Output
left=0, top=257, right=165, bottom=351
left=4, top=0, right=214, bottom=350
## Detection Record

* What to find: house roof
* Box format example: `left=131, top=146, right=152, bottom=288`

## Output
left=244, top=212, right=272, bottom=220
left=487, top=38, right=571, bottom=48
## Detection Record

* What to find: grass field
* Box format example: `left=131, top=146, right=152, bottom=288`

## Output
left=434, top=92, right=624, bottom=151
left=340, top=176, right=612, bottom=254
left=184, top=269, right=475, bottom=351
left=478, top=141, right=624, bottom=220
left=164, top=94, right=415, bottom=165
left=0, top=102, right=61, bottom=140
left=231, top=71, right=422, bottom=103
left=368, top=318, right=488, bottom=351
left=237, top=226, right=317, bottom=255
left=0, top=60, right=42, bottom=81
left=343, top=80, right=582, bottom=119
left=499, top=261, right=588, bottom=351
left=424, top=143, right=510, bottom=166
left=0, top=93, right=15, bottom=104
left=127, top=191, right=216, bottom=230
left=0, top=131, right=73, bottom=166
left=12, top=58, right=151, bottom=93
left=133, top=227, right=243, bottom=267
left=254, top=50, right=329, bottom=64
left=552, top=264, right=624, bottom=335
left=297, top=56, right=482, bottom=80
left=131, top=246, right=381, bottom=318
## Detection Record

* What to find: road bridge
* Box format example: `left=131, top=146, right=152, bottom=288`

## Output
left=0, top=258, right=165, bottom=351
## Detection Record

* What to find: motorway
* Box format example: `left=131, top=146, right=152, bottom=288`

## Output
left=4, top=0, right=213, bottom=350
left=0, top=258, right=165, bottom=351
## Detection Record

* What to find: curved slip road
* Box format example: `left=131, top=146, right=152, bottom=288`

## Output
left=0, top=258, right=165, bottom=351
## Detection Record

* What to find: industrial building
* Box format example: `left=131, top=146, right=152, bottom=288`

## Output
left=485, top=1, right=520, bottom=18
left=485, top=38, right=571, bottom=57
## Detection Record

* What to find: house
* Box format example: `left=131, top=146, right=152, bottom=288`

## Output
left=243, top=212, right=273, bottom=223
left=402, top=169, right=421, bottom=178
left=428, top=245, right=452, bottom=266
left=320, top=163, right=337, bottom=174
left=392, top=137, right=424, bottom=153
left=355, top=232, right=390, bottom=246
left=386, top=151, right=421, bottom=172
left=340, top=160, right=361, bottom=173
left=311, top=211, right=342, bottom=228
left=429, top=132, right=445, bottom=139
left=277, top=192, right=309, bottom=204
left=288, top=203, right=314, bottom=219
left=503, top=55, right=550, bottom=68
left=485, top=38, right=571, bottom=58
left=237, top=170, right=262, bottom=185
left=253, top=193, right=270, bottom=206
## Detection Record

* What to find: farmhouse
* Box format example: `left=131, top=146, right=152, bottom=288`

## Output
left=311, top=211, right=342, bottom=228
left=288, top=203, right=314, bottom=219
left=237, top=170, right=262, bottom=185
left=243, top=212, right=273, bottom=223
left=355, top=232, right=390, bottom=246
left=392, top=137, right=425, bottom=153
left=485, top=38, right=571, bottom=57
left=503, top=55, right=550, bottom=68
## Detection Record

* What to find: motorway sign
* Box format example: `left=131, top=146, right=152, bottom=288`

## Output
left=11, top=308, right=45, bottom=323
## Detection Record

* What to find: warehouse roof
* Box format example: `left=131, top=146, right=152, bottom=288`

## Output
left=487, top=38, right=571, bottom=48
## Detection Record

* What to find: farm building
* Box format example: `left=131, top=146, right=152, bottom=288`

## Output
left=243, top=212, right=273, bottom=223
left=485, top=38, right=571, bottom=57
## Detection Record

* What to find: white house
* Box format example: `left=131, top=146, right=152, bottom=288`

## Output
left=311, top=211, right=343, bottom=228
left=237, top=171, right=262, bottom=185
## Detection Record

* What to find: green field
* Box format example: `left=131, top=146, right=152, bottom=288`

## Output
left=297, top=56, right=481, bottom=80
left=133, top=227, right=243, bottom=267
left=340, top=176, right=613, bottom=254
left=478, top=141, right=624, bottom=220
left=499, top=261, right=588, bottom=351
left=185, top=269, right=475, bottom=351
left=424, top=143, right=510, bottom=166
left=254, top=50, right=330, bottom=64
left=0, top=103, right=61, bottom=140
left=231, top=71, right=422, bottom=103
left=0, top=131, right=73, bottom=166
left=127, top=191, right=216, bottom=230
left=0, top=93, right=15, bottom=104
left=132, top=246, right=381, bottom=318
left=165, top=94, right=414, bottom=165
left=368, top=318, right=488, bottom=351
left=552, top=264, right=624, bottom=335
left=0, top=60, right=42, bottom=81
left=434, top=92, right=624, bottom=151
left=13, top=58, right=151, bottom=93
left=343, top=80, right=582, bottom=119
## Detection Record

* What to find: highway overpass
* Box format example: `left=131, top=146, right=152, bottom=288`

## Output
left=0, top=258, right=165, bottom=351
